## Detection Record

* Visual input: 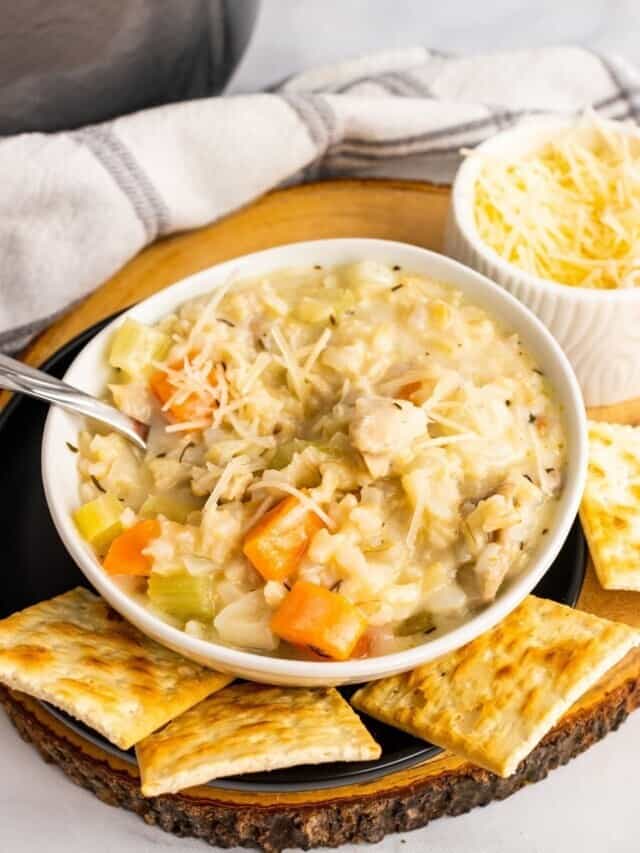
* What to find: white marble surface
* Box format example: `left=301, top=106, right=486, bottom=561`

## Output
left=4, top=3, right=640, bottom=851
left=2, top=702, right=640, bottom=853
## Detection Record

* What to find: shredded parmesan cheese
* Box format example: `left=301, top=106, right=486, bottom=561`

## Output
left=406, top=494, right=425, bottom=552
left=187, top=268, right=239, bottom=352
left=248, top=480, right=335, bottom=529
left=416, top=433, right=480, bottom=448
left=204, top=457, right=240, bottom=510
left=244, top=495, right=277, bottom=531
left=239, top=352, right=273, bottom=394
left=271, top=325, right=305, bottom=400
left=224, top=410, right=271, bottom=443
left=165, top=419, right=211, bottom=433
left=475, top=117, right=640, bottom=289
left=301, top=328, right=332, bottom=383
left=427, top=411, right=475, bottom=434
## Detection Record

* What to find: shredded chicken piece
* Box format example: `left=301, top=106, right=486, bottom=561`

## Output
left=466, top=475, right=543, bottom=601
left=108, top=382, right=153, bottom=425
left=349, top=396, right=427, bottom=475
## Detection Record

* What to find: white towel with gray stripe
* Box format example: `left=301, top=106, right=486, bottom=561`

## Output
left=2, top=45, right=639, bottom=351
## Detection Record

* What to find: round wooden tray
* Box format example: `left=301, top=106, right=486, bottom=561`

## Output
left=3, top=179, right=640, bottom=853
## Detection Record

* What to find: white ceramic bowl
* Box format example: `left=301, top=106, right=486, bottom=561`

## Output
left=42, top=238, right=587, bottom=686
left=445, top=115, right=640, bottom=409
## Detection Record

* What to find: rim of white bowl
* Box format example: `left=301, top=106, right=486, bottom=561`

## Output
left=41, top=238, right=587, bottom=682
left=451, top=114, right=640, bottom=303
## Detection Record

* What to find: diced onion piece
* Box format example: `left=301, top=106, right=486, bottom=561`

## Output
left=214, top=590, right=279, bottom=651
left=342, top=260, right=395, bottom=290
left=109, top=319, right=170, bottom=377
left=182, top=555, right=217, bottom=577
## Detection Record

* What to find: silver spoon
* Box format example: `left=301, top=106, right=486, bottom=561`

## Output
left=0, top=352, right=147, bottom=450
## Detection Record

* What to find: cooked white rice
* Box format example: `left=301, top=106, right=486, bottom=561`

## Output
left=75, top=260, right=566, bottom=658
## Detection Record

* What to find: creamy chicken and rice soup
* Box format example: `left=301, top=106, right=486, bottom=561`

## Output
left=73, top=261, right=566, bottom=660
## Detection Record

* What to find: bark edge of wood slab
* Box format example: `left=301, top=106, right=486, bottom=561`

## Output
left=2, top=678, right=639, bottom=853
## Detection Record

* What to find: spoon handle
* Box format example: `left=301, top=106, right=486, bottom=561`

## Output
left=0, top=353, right=147, bottom=450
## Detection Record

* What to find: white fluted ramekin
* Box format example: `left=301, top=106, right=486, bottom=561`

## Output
left=445, top=116, right=640, bottom=408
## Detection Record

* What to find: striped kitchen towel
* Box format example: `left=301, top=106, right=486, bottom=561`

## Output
left=1, top=45, right=639, bottom=351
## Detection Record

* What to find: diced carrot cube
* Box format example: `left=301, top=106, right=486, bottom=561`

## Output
left=103, top=519, right=161, bottom=576
left=150, top=360, right=217, bottom=423
left=350, top=633, right=370, bottom=659
left=242, top=497, right=324, bottom=582
left=398, top=381, right=422, bottom=401
left=150, top=370, right=195, bottom=423
left=270, top=580, right=367, bottom=660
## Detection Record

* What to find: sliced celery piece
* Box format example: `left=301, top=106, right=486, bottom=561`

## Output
left=109, top=318, right=170, bottom=377
left=73, top=493, right=123, bottom=553
left=269, top=439, right=309, bottom=470
left=148, top=571, right=215, bottom=622
left=395, top=610, right=435, bottom=637
left=268, top=438, right=346, bottom=470
left=140, top=494, right=199, bottom=524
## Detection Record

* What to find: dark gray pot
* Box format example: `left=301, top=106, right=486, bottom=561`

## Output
left=0, top=0, right=260, bottom=134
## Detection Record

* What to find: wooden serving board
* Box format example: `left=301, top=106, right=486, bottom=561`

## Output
left=3, top=179, right=640, bottom=853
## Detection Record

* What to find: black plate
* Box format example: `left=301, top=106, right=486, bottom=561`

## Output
left=0, top=318, right=587, bottom=792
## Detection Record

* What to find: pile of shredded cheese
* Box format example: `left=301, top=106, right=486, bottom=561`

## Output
left=474, top=118, right=640, bottom=289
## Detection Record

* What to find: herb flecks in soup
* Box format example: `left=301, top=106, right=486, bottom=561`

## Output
left=73, top=262, right=566, bottom=660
